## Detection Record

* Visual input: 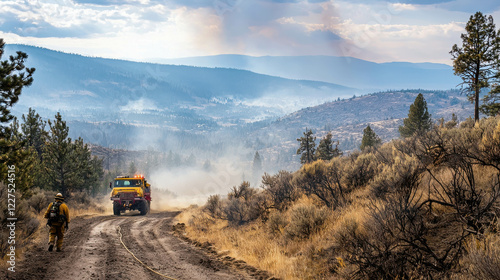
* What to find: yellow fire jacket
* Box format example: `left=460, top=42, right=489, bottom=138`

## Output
left=44, top=201, right=71, bottom=225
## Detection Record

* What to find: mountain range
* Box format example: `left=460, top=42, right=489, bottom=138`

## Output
left=159, top=54, right=462, bottom=91
left=5, top=44, right=474, bottom=171
left=6, top=44, right=353, bottom=127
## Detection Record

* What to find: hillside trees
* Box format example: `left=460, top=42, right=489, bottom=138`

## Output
left=21, top=108, right=47, bottom=158
left=451, top=11, right=500, bottom=122
left=42, top=112, right=104, bottom=197
left=399, top=93, right=432, bottom=138
left=316, top=132, right=342, bottom=160
left=43, top=113, right=78, bottom=197
left=360, top=125, right=381, bottom=150
left=297, top=129, right=316, bottom=164
left=252, top=151, right=263, bottom=184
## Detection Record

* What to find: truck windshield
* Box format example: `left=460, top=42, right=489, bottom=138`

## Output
left=115, top=179, right=142, bottom=187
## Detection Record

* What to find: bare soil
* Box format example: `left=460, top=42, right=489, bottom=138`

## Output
left=4, top=211, right=272, bottom=280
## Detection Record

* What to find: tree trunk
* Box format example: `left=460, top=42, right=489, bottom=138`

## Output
left=475, top=87, right=480, bottom=124
left=475, top=62, right=480, bottom=124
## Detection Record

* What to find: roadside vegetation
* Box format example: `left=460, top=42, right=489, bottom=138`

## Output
left=0, top=41, right=106, bottom=264
left=178, top=115, right=500, bottom=279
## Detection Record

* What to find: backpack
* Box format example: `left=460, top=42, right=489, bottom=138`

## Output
left=49, top=201, right=63, bottom=223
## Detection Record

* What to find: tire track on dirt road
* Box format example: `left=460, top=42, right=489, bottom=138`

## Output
left=6, top=211, right=257, bottom=280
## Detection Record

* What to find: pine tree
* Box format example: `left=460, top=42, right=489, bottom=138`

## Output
left=399, top=94, right=432, bottom=138
left=316, top=132, right=342, bottom=160
left=297, top=129, right=316, bottom=164
left=43, top=113, right=77, bottom=197
left=450, top=11, right=500, bottom=123
left=0, top=39, right=35, bottom=138
left=21, top=107, right=47, bottom=158
left=360, top=125, right=382, bottom=150
left=0, top=40, right=35, bottom=187
left=444, top=113, right=458, bottom=129
left=4, top=118, right=35, bottom=196
left=252, top=151, right=263, bottom=183
left=19, top=109, right=47, bottom=190
left=481, top=87, right=500, bottom=116
left=73, top=137, right=103, bottom=194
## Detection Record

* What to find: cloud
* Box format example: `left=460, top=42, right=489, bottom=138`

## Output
left=390, top=3, right=417, bottom=12
left=0, top=0, right=498, bottom=64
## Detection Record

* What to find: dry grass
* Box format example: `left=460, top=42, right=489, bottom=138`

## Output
left=459, top=231, right=500, bottom=280
left=177, top=196, right=345, bottom=279
left=174, top=182, right=373, bottom=279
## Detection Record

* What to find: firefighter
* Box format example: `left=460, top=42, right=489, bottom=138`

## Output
left=44, top=193, right=70, bottom=252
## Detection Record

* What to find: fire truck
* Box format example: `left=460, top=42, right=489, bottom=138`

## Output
left=110, top=175, right=151, bottom=215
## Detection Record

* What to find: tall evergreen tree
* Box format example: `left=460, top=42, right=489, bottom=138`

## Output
left=0, top=39, right=35, bottom=138
left=18, top=111, right=46, bottom=190
left=399, top=94, right=432, bottom=138
left=73, top=137, right=103, bottom=194
left=297, top=129, right=316, bottom=164
left=21, top=107, right=47, bottom=158
left=450, top=11, right=500, bottom=123
left=360, top=125, right=382, bottom=150
left=0, top=40, right=35, bottom=187
left=5, top=118, right=35, bottom=196
left=252, top=151, right=263, bottom=183
left=43, top=113, right=77, bottom=197
left=316, top=132, right=342, bottom=160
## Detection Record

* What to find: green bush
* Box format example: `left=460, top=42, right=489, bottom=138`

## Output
left=342, top=152, right=378, bottom=189
left=26, top=188, right=49, bottom=213
left=204, top=194, right=223, bottom=219
left=262, top=170, right=298, bottom=210
left=267, top=210, right=288, bottom=236
left=284, top=204, right=328, bottom=240
left=223, top=182, right=268, bottom=225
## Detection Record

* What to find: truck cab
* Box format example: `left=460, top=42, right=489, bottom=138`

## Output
left=110, top=175, right=151, bottom=215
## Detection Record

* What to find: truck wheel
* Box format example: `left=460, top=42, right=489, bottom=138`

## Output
left=113, top=204, right=121, bottom=216
left=140, top=201, right=149, bottom=215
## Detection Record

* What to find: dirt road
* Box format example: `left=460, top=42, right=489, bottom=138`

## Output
left=5, top=211, right=267, bottom=280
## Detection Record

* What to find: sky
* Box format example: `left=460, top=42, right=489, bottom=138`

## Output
left=0, top=0, right=499, bottom=64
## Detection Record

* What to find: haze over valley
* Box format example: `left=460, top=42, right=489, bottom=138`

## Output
left=7, top=44, right=472, bottom=176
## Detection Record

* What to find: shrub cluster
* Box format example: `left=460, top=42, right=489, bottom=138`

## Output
left=335, top=117, right=500, bottom=279
left=284, top=204, right=329, bottom=240
left=197, top=116, right=500, bottom=279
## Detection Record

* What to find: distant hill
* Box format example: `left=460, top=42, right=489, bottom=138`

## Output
left=249, top=89, right=474, bottom=171
left=6, top=44, right=354, bottom=128
left=4, top=44, right=474, bottom=172
left=160, top=55, right=461, bottom=91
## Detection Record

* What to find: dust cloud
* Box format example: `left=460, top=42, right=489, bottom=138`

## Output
left=148, top=159, right=250, bottom=210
